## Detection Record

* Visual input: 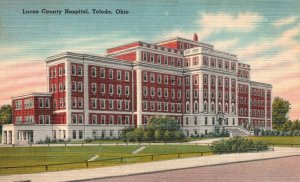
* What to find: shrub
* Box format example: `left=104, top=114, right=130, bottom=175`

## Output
left=210, top=136, right=268, bottom=153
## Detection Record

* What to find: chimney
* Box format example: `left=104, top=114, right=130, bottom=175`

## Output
left=193, top=33, right=198, bottom=42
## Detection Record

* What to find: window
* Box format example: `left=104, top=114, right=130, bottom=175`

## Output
left=218, top=59, right=223, bottom=69
left=171, top=89, right=175, bottom=98
left=178, top=77, right=182, bottom=86
left=101, top=84, right=105, bottom=93
left=157, top=55, right=161, bottom=64
left=117, top=70, right=121, bottom=80
left=109, top=99, right=114, bottom=109
left=109, top=69, right=113, bottom=79
left=185, top=76, right=190, bottom=85
left=125, top=86, right=130, bottom=96
left=78, top=66, right=83, bottom=76
left=72, top=81, right=77, bottom=91
left=117, top=100, right=122, bottom=110
left=194, top=101, right=198, bottom=112
left=78, top=82, right=83, bottom=92
left=125, top=100, right=130, bottom=110
left=100, top=99, right=105, bottom=109
left=211, top=76, right=215, bottom=86
left=204, top=89, right=208, bottom=99
left=150, top=54, right=154, bottom=63
left=109, top=116, right=114, bottom=124
left=150, top=73, right=155, bottom=83
left=39, top=115, right=44, bottom=124
left=150, top=87, right=155, bottom=96
left=91, top=98, right=97, bottom=109
left=194, top=116, right=197, bottom=125
left=143, top=86, right=148, bottom=96
left=164, top=102, right=168, bottom=111
left=118, top=116, right=122, bottom=125
left=194, top=89, right=198, bottom=98
left=157, top=102, right=162, bottom=111
left=92, top=83, right=97, bottom=93
left=39, top=98, right=44, bottom=108
left=125, top=116, right=130, bottom=125
left=205, top=117, right=208, bottom=125
left=101, top=115, right=106, bottom=124
left=150, top=101, right=155, bottom=111
left=177, top=103, right=181, bottom=112
left=203, top=56, right=208, bottom=66
left=72, top=65, right=76, bottom=76
left=185, top=117, right=189, bottom=125
left=158, top=88, right=162, bottom=97
left=178, top=90, right=182, bottom=99
left=164, top=88, right=168, bottom=97
left=204, top=102, right=207, bottom=112
left=45, top=115, right=50, bottom=124
left=143, top=72, right=148, bottom=82
left=78, top=114, right=83, bottom=124
left=72, top=130, right=76, bottom=139
left=45, top=98, right=50, bottom=108
left=186, top=90, right=190, bottom=99
left=72, top=114, right=77, bottom=124
left=100, top=68, right=105, bottom=78
left=59, top=67, right=62, bottom=76
left=143, top=101, right=148, bottom=110
left=194, top=76, right=198, bottom=85
left=79, top=130, right=83, bottom=139
left=59, top=98, right=63, bottom=108
left=142, top=52, right=147, bottom=61
left=186, top=101, right=190, bottom=113
left=125, top=71, right=130, bottom=81
left=91, top=67, right=96, bottom=77
left=72, top=97, right=77, bottom=108
left=109, top=84, right=114, bottom=94
left=78, top=98, right=83, bottom=108
left=92, top=115, right=97, bottom=124
left=164, top=75, right=168, bottom=84
left=157, top=74, right=162, bottom=84
left=53, top=68, right=56, bottom=78
left=164, top=56, right=168, bottom=65
left=171, top=76, right=175, bottom=85
left=117, top=85, right=122, bottom=95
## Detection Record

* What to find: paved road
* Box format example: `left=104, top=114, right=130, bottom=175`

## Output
left=90, top=156, right=300, bottom=182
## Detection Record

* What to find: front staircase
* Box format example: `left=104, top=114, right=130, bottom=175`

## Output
left=225, top=126, right=251, bottom=136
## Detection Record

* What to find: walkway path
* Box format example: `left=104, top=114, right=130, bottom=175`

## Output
left=1, top=147, right=300, bottom=182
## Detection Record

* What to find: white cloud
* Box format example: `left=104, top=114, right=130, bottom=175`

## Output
left=273, top=16, right=298, bottom=27
left=197, top=12, right=263, bottom=38
left=212, top=38, right=239, bottom=51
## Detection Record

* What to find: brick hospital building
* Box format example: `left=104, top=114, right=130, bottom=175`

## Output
left=2, top=34, right=272, bottom=144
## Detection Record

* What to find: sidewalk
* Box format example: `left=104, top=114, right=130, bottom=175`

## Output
left=1, top=147, right=300, bottom=182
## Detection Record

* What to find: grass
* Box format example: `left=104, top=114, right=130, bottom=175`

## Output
left=249, top=136, right=300, bottom=146
left=0, top=145, right=211, bottom=175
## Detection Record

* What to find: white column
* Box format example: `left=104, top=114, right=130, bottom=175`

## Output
left=248, top=83, right=251, bottom=127
left=199, top=73, right=203, bottom=112
left=264, top=88, right=267, bottom=129
left=65, top=60, right=71, bottom=125
left=136, top=67, right=142, bottom=126
left=190, top=74, right=193, bottom=113
left=229, top=78, right=232, bottom=115
left=222, top=77, right=225, bottom=113
left=216, top=76, right=219, bottom=113
left=84, top=62, right=89, bottom=124
left=208, top=74, right=211, bottom=113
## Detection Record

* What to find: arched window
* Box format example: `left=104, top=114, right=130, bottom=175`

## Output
left=194, top=101, right=198, bottom=113
left=211, top=102, right=215, bottom=113
left=231, top=104, right=235, bottom=114
left=186, top=101, right=190, bottom=113
left=203, top=101, right=207, bottom=112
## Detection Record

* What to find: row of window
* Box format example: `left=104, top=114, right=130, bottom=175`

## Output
left=15, top=116, right=35, bottom=124
left=142, top=52, right=183, bottom=68
left=91, top=99, right=131, bottom=110
left=143, top=72, right=182, bottom=85
left=184, top=116, right=236, bottom=126
left=38, top=98, right=51, bottom=108
left=143, top=87, right=182, bottom=99
left=238, top=70, right=249, bottom=79
left=186, top=101, right=235, bottom=114
left=50, top=82, right=66, bottom=93
left=49, top=65, right=65, bottom=78
left=251, top=88, right=265, bottom=97
left=251, top=109, right=266, bottom=118
left=91, top=67, right=130, bottom=81
left=91, top=115, right=132, bottom=125
left=91, top=84, right=130, bottom=96
left=202, top=56, right=236, bottom=71
left=53, top=98, right=66, bottom=109
left=71, top=65, right=83, bottom=76
left=203, top=75, right=236, bottom=88
left=39, top=115, right=51, bottom=124
left=142, top=101, right=182, bottom=112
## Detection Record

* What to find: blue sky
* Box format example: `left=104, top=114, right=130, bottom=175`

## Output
left=0, top=0, right=299, bottom=119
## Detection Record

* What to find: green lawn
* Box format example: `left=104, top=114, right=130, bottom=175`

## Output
left=249, top=136, right=300, bottom=146
left=0, top=145, right=211, bottom=175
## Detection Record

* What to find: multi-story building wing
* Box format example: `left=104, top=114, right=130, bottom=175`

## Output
left=2, top=34, right=272, bottom=144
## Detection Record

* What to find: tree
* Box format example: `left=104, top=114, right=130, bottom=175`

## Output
left=0, top=105, right=12, bottom=125
left=272, top=97, right=290, bottom=129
